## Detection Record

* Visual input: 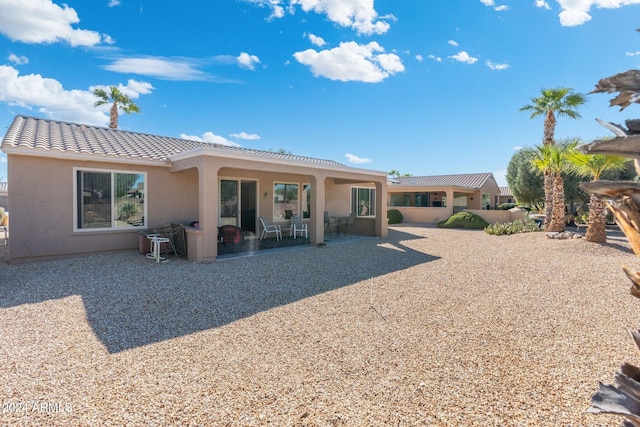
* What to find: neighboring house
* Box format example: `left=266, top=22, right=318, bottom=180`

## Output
left=1, top=115, right=388, bottom=263
left=387, top=173, right=522, bottom=224
left=499, top=186, right=514, bottom=205
left=0, top=181, right=7, bottom=211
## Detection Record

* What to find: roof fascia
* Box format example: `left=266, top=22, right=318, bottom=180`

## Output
left=1, top=146, right=167, bottom=167
left=168, top=147, right=387, bottom=178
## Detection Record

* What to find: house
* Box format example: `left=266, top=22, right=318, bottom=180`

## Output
left=499, top=186, right=514, bottom=205
left=0, top=181, right=7, bottom=211
left=387, top=173, right=523, bottom=224
left=1, top=115, right=388, bottom=263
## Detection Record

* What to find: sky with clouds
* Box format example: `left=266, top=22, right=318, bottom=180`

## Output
left=1, top=0, right=640, bottom=185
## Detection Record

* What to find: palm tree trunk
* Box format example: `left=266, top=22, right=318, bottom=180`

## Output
left=544, top=171, right=554, bottom=231
left=550, top=173, right=566, bottom=232
left=109, top=102, right=119, bottom=129
left=585, top=195, right=608, bottom=242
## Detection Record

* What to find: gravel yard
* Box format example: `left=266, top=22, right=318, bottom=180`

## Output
left=1, top=225, right=639, bottom=426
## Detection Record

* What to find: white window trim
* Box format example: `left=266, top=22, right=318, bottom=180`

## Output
left=73, top=167, right=147, bottom=232
left=351, top=186, right=376, bottom=218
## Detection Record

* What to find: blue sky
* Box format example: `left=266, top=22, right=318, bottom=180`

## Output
left=1, top=0, right=640, bottom=185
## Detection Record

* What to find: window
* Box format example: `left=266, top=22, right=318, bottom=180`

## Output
left=273, top=182, right=299, bottom=220
left=351, top=187, right=375, bottom=217
left=482, top=193, right=491, bottom=210
left=302, top=184, right=311, bottom=218
left=75, top=169, right=146, bottom=230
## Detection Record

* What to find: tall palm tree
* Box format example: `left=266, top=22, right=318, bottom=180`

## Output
left=566, top=146, right=629, bottom=242
left=93, top=86, right=140, bottom=129
left=521, top=88, right=587, bottom=230
left=531, top=143, right=575, bottom=232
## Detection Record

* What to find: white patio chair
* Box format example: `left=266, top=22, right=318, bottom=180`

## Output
left=259, top=216, right=282, bottom=241
left=290, top=215, right=308, bottom=239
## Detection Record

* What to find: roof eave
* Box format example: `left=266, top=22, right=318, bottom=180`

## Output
left=1, top=145, right=168, bottom=167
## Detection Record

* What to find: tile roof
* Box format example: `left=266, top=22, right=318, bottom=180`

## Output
left=391, top=173, right=494, bottom=189
left=500, top=186, right=513, bottom=197
left=1, top=115, right=345, bottom=167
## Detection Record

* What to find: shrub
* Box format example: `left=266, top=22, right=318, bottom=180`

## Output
left=437, top=211, right=489, bottom=229
left=387, top=209, right=403, bottom=224
left=484, top=216, right=543, bottom=235
left=117, top=201, right=140, bottom=221
left=499, top=203, right=516, bottom=210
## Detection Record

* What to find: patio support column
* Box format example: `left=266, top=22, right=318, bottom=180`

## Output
left=375, top=179, right=388, bottom=238
left=197, top=158, right=221, bottom=262
left=310, top=174, right=325, bottom=245
left=445, top=188, right=455, bottom=217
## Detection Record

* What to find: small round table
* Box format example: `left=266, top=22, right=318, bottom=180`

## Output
left=146, top=234, right=171, bottom=263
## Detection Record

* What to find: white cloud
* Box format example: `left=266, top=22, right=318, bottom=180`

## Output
left=0, top=65, right=155, bottom=126
left=627, top=51, right=640, bottom=56
left=180, top=132, right=241, bottom=147
left=245, top=0, right=391, bottom=35
left=557, top=0, right=640, bottom=26
left=486, top=60, right=510, bottom=70
left=513, top=145, right=523, bottom=151
left=0, top=0, right=112, bottom=47
left=428, top=54, right=442, bottom=62
left=345, top=153, right=372, bottom=164
left=307, top=33, right=326, bottom=47
left=293, top=41, right=404, bottom=83
left=480, top=0, right=509, bottom=11
left=8, top=53, right=28, bottom=65
left=230, top=132, right=261, bottom=140
left=237, top=52, right=261, bottom=70
left=448, top=40, right=459, bottom=47
left=449, top=51, right=478, bottom=64
left=108, top=0, right=121, bottom=7
left=415, top=54, right=424, bottom=62
left=535, top=0, right=551, bottom=9
left=102, top=56, right=210, bottom=81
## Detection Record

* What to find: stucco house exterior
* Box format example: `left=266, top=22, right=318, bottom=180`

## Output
left=1, top=115, right=388, bottom=263
left=387, top=173, right=523, bottom=224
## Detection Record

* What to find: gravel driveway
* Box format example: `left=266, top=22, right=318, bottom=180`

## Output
left=1, top=225, right=638, bottom=426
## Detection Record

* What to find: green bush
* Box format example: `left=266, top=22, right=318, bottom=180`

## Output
left=117, top=201, right=140, bottom=221
left=437, top=211, right=489, bottom=229
left=499, top=203, right=516, bottom=210
left=484, top=216, right=543, bottom=235
left=387, top=209, right=403, bottom=224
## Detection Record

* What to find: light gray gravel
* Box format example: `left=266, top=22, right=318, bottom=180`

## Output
left=1, top=225, right=639, bottom=426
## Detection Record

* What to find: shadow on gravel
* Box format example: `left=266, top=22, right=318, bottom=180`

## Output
left=0, top=228, right=438, bottom=353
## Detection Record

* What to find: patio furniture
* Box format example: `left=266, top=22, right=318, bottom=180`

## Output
left=218, top=225, right=244, bottom=253
left=146, top=234, right=172, bottom=263
left=335, top=212, right=357, bottom=237
left=290, top=215, right=308, bottom=239
left=324, top=211, right=333, bottom=233
left=259, top=216, right=282, bottom=241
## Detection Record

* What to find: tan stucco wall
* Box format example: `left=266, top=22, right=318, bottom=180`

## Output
left=7, top=155, right=198, bottom=263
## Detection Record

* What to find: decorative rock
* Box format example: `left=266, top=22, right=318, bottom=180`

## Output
left=546, top=231, right=582, bottom=239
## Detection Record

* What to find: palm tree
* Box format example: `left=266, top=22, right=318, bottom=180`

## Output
left=93, top=86, right=140, bottom=129
left=531, top=143, right=575, bottom=232
left=521, top=88, right=587, bottom=229
left=566, top=146, right=629, bottom=242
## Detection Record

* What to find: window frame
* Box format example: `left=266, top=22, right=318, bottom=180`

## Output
left=273, top=181, right=300, bottom=222
left=351, top=186, right=376, bottom=218
left=73, top=167, right=147, bottom=232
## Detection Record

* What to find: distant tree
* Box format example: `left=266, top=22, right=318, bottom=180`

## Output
left=520, top=88, right=587, bottom=227
left=388, top=170, right=412, bottom=178
left=506, top=147, right=544, bottom=209
left=93, top=86, right=140, bottom=129
left=566, top=145, right=630, bottom=242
